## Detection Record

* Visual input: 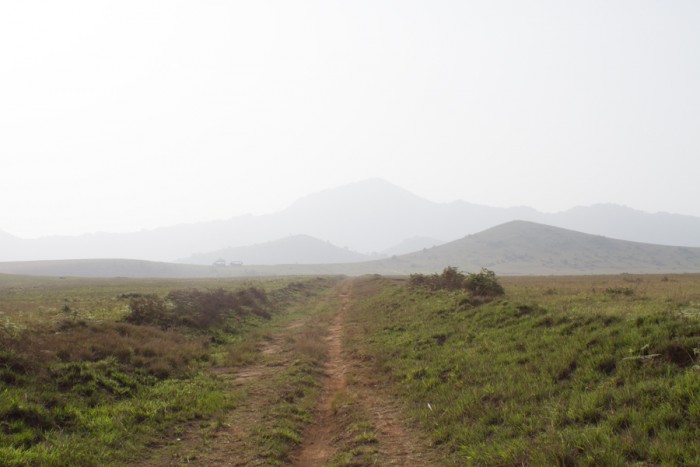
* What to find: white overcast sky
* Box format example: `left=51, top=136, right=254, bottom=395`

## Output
left=1, top=1, right=699, bottom=238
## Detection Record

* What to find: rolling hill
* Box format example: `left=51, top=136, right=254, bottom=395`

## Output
left=375, top=221, right=700, bottom=275
left=178, top=235, right=371, bottom=265
left=2, top=221, right=700, bottom=278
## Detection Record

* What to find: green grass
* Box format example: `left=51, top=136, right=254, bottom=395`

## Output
left=325, top=391, right=382, bottom=466
left=0, top=274, right=337, bottom=465
left=243, top=291, right=338, bottom=464
left=250, top=358, right=322, bottom=463
left=347, top=274, right=700, bottom=465
left=0, top=371, right=240, bottom=466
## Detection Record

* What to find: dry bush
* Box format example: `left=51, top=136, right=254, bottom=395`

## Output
left=5, top=321, right=209, bottom=382
left=409, top=266, right=467, bottom=291
left=124, top=296, right=173, bottom=327
left=123, top=287, right=273, bottom=330
left=409, top=267, right=505, bottom=297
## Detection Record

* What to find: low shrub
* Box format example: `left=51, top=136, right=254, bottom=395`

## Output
left=409, top=267, right=505, bottom=297
left=605, top=287, right=635, bottom=296
left=409, top=266, right=467, bottom=291
left=464, top=268, right=505, bottom=297
left=124, top=296, right=173, bottom=327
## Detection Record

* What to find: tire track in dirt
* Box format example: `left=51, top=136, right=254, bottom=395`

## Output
left=138, top=321, right=303, bottom=466
left=294, top=279, right=442, bottom=466
left=292, top=282, right=351, bottom=465
left=348, top=358, right=444, bottom=466
left=190, top=333, right=288, bottom=466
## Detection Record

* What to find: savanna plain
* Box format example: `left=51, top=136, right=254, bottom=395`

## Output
left=1, top=271, right=699, bottom=466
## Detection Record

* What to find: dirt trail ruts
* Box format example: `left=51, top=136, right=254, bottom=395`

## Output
left=293, top=280, right=441, bottom=466
left=190, top=336, right=286, bottom=466
left=348, top=356, right=443, bottom=466
left=292, top=283, right=351, bottom=465
left=140, top=279, right=442, bottom=466
left=137, top=321, right=301, bottom=467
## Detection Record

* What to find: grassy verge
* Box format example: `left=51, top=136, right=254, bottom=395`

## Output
left=348, top=274, right=700, bottom=465
left=0, top=275, right=337, bottom=465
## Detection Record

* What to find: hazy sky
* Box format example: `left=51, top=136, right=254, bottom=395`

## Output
left=2, top=1, right=699, bottom=238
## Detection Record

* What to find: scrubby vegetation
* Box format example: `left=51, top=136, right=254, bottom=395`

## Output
left=0, top=275, right=335, bottom=465
left=125, top=286, right=272, bottom=329
left=409, top=266, right=505, bottom=297
left=348, top=274, right=700, bottom=465
left=0, top=320, right=224, bottom=464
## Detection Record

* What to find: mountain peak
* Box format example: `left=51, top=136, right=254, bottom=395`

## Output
left=476, top=220, right=583, bottom=240
left=285, top=178, right=432, bottom=212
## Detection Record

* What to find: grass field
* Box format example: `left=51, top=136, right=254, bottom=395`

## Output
left=0, top=273, right=338, bottom=465
left=346, top=273, right=700, bottom=465
left=2, top=271, right=700, bottom=465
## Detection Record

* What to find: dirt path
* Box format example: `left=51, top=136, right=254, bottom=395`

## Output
left=293, top=280, right=441, bottom=466
left=137, top=324, right=293, bottom=466
left=139, top=279, right=442, bottom=466
left=293, top=284, right=351, bottom=465
left=189, top=332, right=290, bottom=466
left=137, top=292, right=337, bottom=466
left=346, top=354, right=443, bottom=465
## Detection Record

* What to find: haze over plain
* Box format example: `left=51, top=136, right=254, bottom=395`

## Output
left=1, top=1, right=699, bottom=239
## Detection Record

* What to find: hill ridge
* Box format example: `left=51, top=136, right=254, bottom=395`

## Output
left=2, top=220, right=700, bottom=278
left=179, top=234, right=370, bottom=266
left=3, top=179, right=700, bottom=262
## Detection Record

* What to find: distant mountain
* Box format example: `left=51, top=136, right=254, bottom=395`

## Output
left=541, top=204, right=700, bottom=248
left=2, top=178, right=700, bottom=262
left=0, top=178, right=537, bottom=261
left=380, top=237, right=445, bottom=257
left=178, top=235, right=370, bottom=265
left=2, top=221, right=699, bottom=278
left=275, top=178, right=539, bottom=253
